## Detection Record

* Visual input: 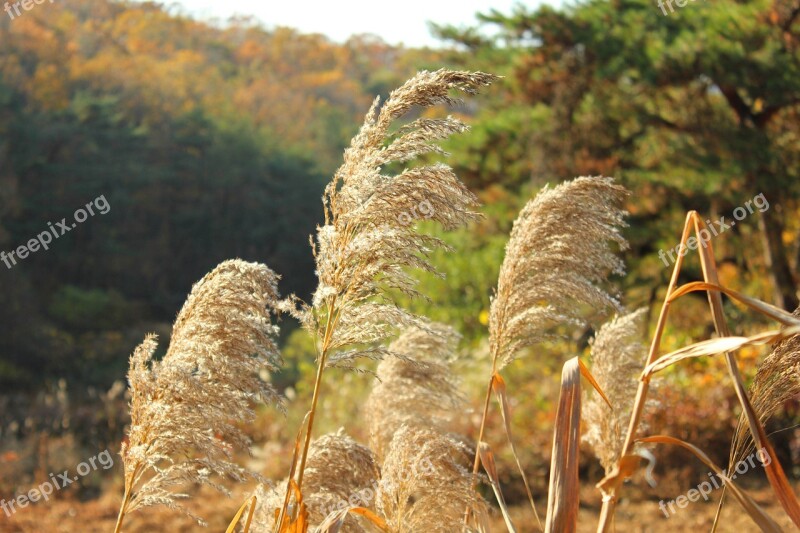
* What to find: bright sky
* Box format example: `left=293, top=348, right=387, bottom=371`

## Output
left=151, top=0, right=561, bottom=47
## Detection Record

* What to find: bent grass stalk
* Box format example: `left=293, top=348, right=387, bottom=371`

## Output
left=114, top=477, right=135, bottom=533
left=274, top=300, right=339, bottom=530
left=597, top=212, right=800, bottom=531
left=296, top=296, right=339, bottom=492
left=226, top=496, right=258, bottom=533
left=595, top=213, right=693, bottom=532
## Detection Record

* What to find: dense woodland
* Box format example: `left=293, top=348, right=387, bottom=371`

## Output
left=0, top=0, right=436, bottom=389
left=1, top=0, right=799, bottom=391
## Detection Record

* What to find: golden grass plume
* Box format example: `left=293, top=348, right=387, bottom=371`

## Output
left=490, top=176, right=629, bottom=370
left=118, top=260, right=283, bottom=525
left=251, top=429, right=379, bottom=533
left=286, top=69, right=498, bottom=369
left=365, top=324, right=464, bottom=460
left=582, top=308, right=649, bottom=474
left=377, top=425, right=487, bottom=532
left=730, top=306, right=800, bottom=465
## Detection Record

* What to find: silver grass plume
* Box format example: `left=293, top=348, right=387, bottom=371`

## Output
left=288, top=69, right=497, bottom=369
left=730, top=306, right=800, bottom=466
left=377, top=425, right=487, bottom=532
left=490, top=176, right=628, bottom=370
left=366, top=325, right=487, bottom=529
left=582, top=309, right=648, bottom=474
left=365, top=324, right=464, bottom=460
left=251, top=429, right=379, bottom=533
left=118, top=260, right=283, bottom=525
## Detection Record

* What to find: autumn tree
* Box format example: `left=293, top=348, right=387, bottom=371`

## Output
left=438, top=0, right=800, bottom=309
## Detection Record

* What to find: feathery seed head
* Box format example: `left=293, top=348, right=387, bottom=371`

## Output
left=365, top=324, right=463, bottom=460
left=295, top=70, right=497, bottom=369
left=377, top=425, right=487, bottom=532
left=251, top=429, right=379, bottom=533
left=120, top=259, right=284, bottom=522
left=731, top=306, right=800, bottom=464
left=303, top=429, right=381, bottom=498
left=490, top=176, right=629, bottom=369
left=582, top=309, right=648, bottom=474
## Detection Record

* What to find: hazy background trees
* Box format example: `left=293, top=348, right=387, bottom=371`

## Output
left=0, top=0, right=797, bottom=400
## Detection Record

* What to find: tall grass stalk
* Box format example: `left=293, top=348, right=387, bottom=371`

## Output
left=467, top=176, right=628, bottom=529
left=276, top=70, right=496, bottom=523
left=596, top=213, right=694, bottom=531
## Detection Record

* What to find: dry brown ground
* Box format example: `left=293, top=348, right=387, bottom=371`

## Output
left=493, top=483, right=798, bottom=532
left=0, top=482, right=795, bottom=532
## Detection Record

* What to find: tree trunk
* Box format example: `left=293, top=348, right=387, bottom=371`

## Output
left=757, top=201, right=799, bottom=310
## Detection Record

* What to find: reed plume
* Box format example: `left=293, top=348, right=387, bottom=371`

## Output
left=582, top=308, right=648, bottom=474
left=115, top=260, right=284, bottom=531
left=364, top=324, right=486, bottom=530
left=291, top=69, right=497, bottom=368
left=284, top=69, right=497, bottom=496
left=377, top=425, right=487, bottom=532
left=365, top=324, right=463, bottom=460
left=469, top=176, right=629, bottom=525
left=730, top=306, right=800, bottom=465
left=489, top=176, right=628, bottom=370
left=251, top=429, right=379, bottom=533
